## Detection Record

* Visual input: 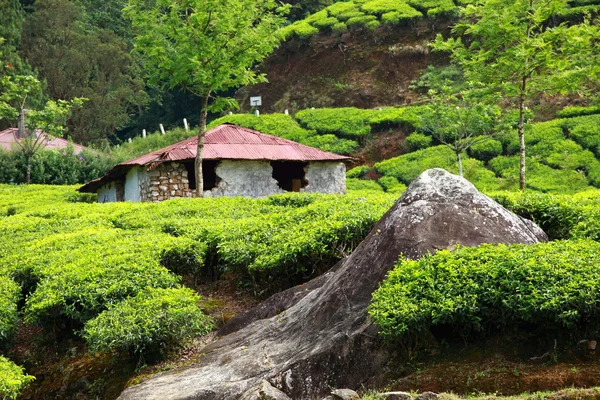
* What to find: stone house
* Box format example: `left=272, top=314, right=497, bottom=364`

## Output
left=79, top=124, right=349, bottom=202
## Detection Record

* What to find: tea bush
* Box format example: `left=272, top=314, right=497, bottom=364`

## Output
left=0, top=277, right=20, bottom=342
left=83, top=288, right=213, bottom=355
left=469, top=139, right=503, bottom=162
left=405, top=132, right=432, bottom=151
left=370, top=240, right=600, bottom=339
left=556, top=105, right=600, bottom=118
left=346, top=165, right=371, bottom=179
left=0, top=356, right=34, bottom=400
left=347, top=178, right=384, bottom=191
left=295, top=108, right=373, bottom=139
left=378, top=176, right=406, bottom=194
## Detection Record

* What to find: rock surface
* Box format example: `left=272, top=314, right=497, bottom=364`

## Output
left=239, top=380, right=292, bottom=400
left=118, top=169, right=547, bottom=400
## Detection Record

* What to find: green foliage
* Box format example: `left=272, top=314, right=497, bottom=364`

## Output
left=490, top=191, right=583, bottom=240
left=346, top=165, right=371, bottom=178
left=0, top=277, right=20, bottom=342
left=469, top=139, right=503, bottom=162
left=375, top=145, right=502, bottom=191
left=0, top=147, right=112, bottom=185
left=370, top=240, right=600, bottom=340
left=125, top=0, right=288, bottom=101
left=21, top=0, right=146, bottom=145
left=296, top=107, right=373, bottom=139
left=556, top=105, right=600, bottom=118
left=410, top=65, right=465, bottom=93
left=110, top=128, right=195, bottom=163
left=83, top=287, right=213, bottom=355
left=282, top=0, right=429, bottom=39
left=0, top=356, right=34, bottom=400
left=0, top=185, right=396, bottom=338
left=346, top=178, right=384, bottom=191
left=405, top=132, right=432, bottom=151
left=432, top=0, right=600, bottom=189
left=378, top=176, right=406, bottom=194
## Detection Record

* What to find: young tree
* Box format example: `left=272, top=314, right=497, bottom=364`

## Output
left=0, top=64, right=84, bottom=184
left=124, top=0, right=289, bottom=197
left=433, top=0, right=600, bottom=190
left=419, top=90, right=503, bottom=177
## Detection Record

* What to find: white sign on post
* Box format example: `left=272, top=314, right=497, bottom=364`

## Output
left=250, top=96, right=262, bottom=107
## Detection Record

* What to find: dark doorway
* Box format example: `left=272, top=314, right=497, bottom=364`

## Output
left=271, top=161, right=308, bottom=192
left=183, top=160, right=219, bottom=191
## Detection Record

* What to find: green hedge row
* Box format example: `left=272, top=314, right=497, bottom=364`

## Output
left=281, top=0, right=456, bottom=39
left=370, top=240, right=600, bottom=340
left=0, top=185, right=396, bottom=356
left=0, top=356, right=35, bottom=400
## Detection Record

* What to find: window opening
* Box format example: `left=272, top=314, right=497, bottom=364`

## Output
left=271, top=161, right=308, bottom=192
left=183, top=160, right=219, bottom=191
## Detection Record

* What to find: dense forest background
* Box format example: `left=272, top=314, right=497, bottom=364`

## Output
left=0, top=0, right=337, bottom=146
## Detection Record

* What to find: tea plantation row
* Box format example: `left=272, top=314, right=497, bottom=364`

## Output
left=0, top=185, right=397, bottom=397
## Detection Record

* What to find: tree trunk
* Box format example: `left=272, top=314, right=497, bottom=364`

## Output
left=457, top=151, right=463, bottom=177
left=26, top=155, right=31, bottom=185
left=518, top=77, right=527, bottom=191
left=195, top=93, right=210, bottom=197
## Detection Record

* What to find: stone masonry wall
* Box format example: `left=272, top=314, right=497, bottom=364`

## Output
left=141, top=162, right=194, bottom=202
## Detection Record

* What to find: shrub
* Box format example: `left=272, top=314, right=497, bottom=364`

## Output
left=346, top=15, right=378, bottom=29
left=556, top=105, right=600, bottom=118
left=296, top=108, right=373, bottom=139
left=0, top=356, right=35, bottom=400
left=332, top=22, right=348, bottom=33
left=405, top=132, right=432, bottom=151
left=370, top=240, right=600, bottom=340
left=374, top=145, right=456, bottom=184
left=378, top=176, right=406, bottom=194
left=83, top=287, right=214, bottom=355
left=361, top=0, right=422, bottom=20
left=0, top=277, right=20, bottom=342
left=490, top=191, right=583, bottom=240
left=469, top=139, right=503, bottom=162
left=347, top=178, right=384, bottom=191
left=346, top=165, right=371, bottom=179
left=312, top=16, right=339, bottom=29
left=328, top=1, right=359, bottom=17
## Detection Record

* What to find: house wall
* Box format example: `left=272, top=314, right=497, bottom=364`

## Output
left=97, top=182, right=117, bottom=203
left=208, top=160, right=283, bottom=198
left=141, top=162, right=194, bottom=202
left=99, top=160, right=346, bottom=203
left=302, top=162, right=346, bottom=194
left=124, top=167, right=144, bottom=202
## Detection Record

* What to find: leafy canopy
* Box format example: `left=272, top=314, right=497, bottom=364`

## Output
left=124, top=0, right=289, bottom=106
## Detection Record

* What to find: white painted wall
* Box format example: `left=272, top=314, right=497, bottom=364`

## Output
left=302, top=162, right=346, bottom=194
left=97, top=183, right=117, bottom=203
left=209, top=160, right=284, bottom=198
left=124, top=167, right=141, bottom=202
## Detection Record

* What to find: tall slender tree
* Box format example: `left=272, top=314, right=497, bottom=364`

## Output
left=124, top=0, right=288, bottom=196
left=433, top=0, right=600, bottom=190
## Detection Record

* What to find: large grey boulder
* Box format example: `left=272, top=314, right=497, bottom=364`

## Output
left=118, top=169, right=546, bottom=400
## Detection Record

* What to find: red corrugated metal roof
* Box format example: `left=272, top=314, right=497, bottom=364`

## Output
left=121, top=124, right=348, bottom=165
left=0, top=128, right=86, bottom=154
left=79, top=124, right=349, bottom=192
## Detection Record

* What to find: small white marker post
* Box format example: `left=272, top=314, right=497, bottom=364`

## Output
left=284, top=109, right=289, bottom=115
left=228, top=111, right=233, bottom=115
left=142, top=129, right=147, bottom=138
left=255, top=109, right=260, bottom=117
left=159, top=124, right=165, bottom=135
left=183, top=118, right=189, bottom=132
left=128, top=138, right=132, bottom=143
